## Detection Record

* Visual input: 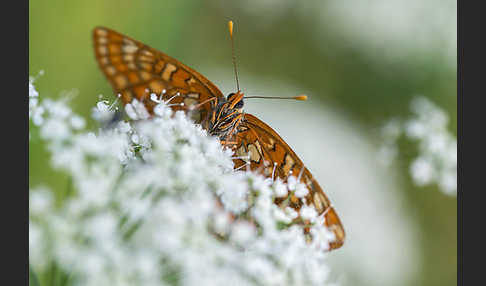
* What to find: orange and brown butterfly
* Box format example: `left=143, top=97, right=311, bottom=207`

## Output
left=92, top=22, right=345, bottom=250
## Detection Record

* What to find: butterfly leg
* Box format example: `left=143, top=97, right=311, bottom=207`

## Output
left=189, top=96, right=218, bottom=111
left=221, top=140, right=239, bottom=145
left=321, top=204, right=333, bottom=217
left=234, top=162, right=250, bottom=171
left=271, top=162, right=278, bottom=181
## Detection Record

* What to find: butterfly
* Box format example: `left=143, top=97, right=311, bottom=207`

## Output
left=93, top=25, right=345, bottom=250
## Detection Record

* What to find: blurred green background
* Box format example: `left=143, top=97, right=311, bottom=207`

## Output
left=29, top=1, right=456, bottom=286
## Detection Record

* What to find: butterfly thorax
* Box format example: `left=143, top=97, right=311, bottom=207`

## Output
left=206, top=91, right=245, bottom=142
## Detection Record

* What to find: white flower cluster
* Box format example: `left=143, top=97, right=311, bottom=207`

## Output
left=379, top=96, right=457, bottom=196
left=29, top=72, right=45, bottom=127
left=29, top=78, right=336, bottom=286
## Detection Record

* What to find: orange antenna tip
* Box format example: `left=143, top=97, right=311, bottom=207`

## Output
left=245, top=95, right=309, bottom=101
left=228, top=21, right=234, bottom=38
left=228, top=20, right=239, bottom=91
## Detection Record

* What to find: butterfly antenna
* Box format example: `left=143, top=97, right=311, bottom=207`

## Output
left=245, top=94, right=308, bottom=101
left=228, top=20, right=240, bottom=92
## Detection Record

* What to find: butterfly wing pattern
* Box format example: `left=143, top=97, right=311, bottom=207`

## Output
left=93, top=27, right=345, bottom=250
left=234, top=114, right=345, bottom=250
left=93, top=27, right=224, bottom=122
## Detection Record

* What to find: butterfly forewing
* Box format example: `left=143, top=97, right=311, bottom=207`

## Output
left=234, top=114, right=345, bottom=250
left=93, top=27, right=224, bottom=121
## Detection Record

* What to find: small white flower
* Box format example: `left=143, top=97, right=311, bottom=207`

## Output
left=124, top=102, right=138, bottom=120
left=117, top=121, right=132, bottom=133
left=230, top=221, right=256, bottom=245
left=125, top=99, right=150, bottom=120
left=29, top=187, right=53, bottom=214
left=295, top=182, right=309, bottom=198
left=212, top=209, right=232, bottom=235
left=150, top=93, right=161, bottom=103
left=44, top=99, right=71, bottom=119
left=40, top=117, right=70, bottom=140
left=300, top=205, right=318, bottom=222
left=438, top=171, right=457, bottom=195
left=284, top=206, right=299, bottom=220
left=92, top=100, right=114, bottom=122
left=309, top=224, right=335, bottom=251
left=410, top=157, right=435, bottom=186
left=70, top=115, right=86, bottom=130
left=405, top=119, right=426, bottom=139
left=287, top=175, right=297, bottom=191
left=85, top=213, right=118, bottom=242
left=131, top=134, right=140, bottom=144
left=273, top=178, right=288, bottom=198
left=31, top=105, right=45, bottom=126
left=273, top=205, right=293, bottom=223
left=29, top=81, right=39, bottom=98
left=221, top=185, right=249, bottom=214
left=426, top=133, right=448, bottom=154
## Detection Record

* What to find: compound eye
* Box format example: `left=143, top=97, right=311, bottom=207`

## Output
left=227, top=93, right=244, bottom=109
left=234, top=100, right=244, bottom=109
left=227, top=93, right=236, bottom=100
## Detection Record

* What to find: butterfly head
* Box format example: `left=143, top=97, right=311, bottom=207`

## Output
left=207, top=91, right=245, bottom=141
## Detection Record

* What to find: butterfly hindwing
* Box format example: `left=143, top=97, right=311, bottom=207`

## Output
left=93, top=27, right=224, bottom=122
left=233, top=114, right=345, bottom=250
